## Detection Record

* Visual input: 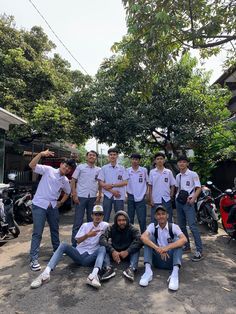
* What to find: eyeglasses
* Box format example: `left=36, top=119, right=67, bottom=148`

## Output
left=93, top=213, right=103, bottom=216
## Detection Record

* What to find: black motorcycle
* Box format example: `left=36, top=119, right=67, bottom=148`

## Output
left=6, top=174, right=33, bottom=224
left=0, top=184, right=20, bottom=241
left=195, top=181, right=219, bottom=233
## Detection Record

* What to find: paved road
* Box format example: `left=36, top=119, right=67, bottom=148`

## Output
left=0, top=208, right=236, bottom=314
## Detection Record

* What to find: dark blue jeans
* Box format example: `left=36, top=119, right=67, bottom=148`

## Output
left=103, top=195, right=124, bottom=222
left=127, top=193, right=146, bottom=233
left=176, top=200, right=202, bottom=253
left=104, top=251, right=140, bottom=270
left=151, top=199, right=173, bottom=223
left=71, top=197, right=96, bottom=247
left=30, top=204, right=60, bottom=261
left=144, top=235, right=182, bottom=269
left=48, top=242, right=106, bottom=270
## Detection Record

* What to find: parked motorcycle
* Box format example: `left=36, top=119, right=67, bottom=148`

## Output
left=0, top=183, right=20, bottom=241
left=196, top=181, right=219, bottom=233
left=14, top=191, right=33, bottom=224
left=7, top=173, right=33, bottom=224
left=219, top=187, right=236, bottom=241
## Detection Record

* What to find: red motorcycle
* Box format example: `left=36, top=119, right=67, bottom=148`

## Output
left=219, top=188, right=236, bottom=241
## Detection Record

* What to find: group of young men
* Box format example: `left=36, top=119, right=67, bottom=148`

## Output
left=28, top=147, right=203, bottom=291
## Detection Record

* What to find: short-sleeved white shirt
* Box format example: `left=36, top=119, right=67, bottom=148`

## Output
left=175, top=169, right=201, bottom=197
left=149, top=168, right=176, bottom=203
left=32, top=165, right=71, bottom=209
left=127, top=166, right=148, bottom=202
left=146, top=222, right=183, bottom=247
left=75, top=221, right=109, bottom=255
left=72, top=163, right=100, bottom=198
left=97, top=163, right=129, bottom=200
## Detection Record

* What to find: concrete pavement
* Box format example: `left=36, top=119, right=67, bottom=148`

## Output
left=0, top=209, right=236, bottom=314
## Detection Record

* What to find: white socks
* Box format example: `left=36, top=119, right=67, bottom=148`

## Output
left=42, top=266, right=51, bottom=277
left=171, top=265, right=179, bottom=278
left=91, top=267, right=99, bottom=277
left=144, top=263, right=153, bottom=275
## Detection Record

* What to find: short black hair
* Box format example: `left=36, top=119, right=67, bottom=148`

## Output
left=130, top=153, right=142, bottom=159
left=154, top=152, right=166, bottom=159
left=63, top=159, right=76, bottom=168
left=108, top=147, right=119, bottom=154
left=86, top=150, right=99, bottom=157
left=177, top=155, right=189, bottom=162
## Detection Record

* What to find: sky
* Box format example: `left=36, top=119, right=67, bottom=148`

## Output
left=1, top=0, right=127, bottom=75
left=1, top=0, right=228, bottom=152
left=1, top=0, right=227, bottom=79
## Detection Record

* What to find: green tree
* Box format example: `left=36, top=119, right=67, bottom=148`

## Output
left=91, top=53, right=231, bottom=159
left=0, top=15, right=92, bottom=145
left=194, top=122, right=236, bottom=181
left=119, top=0, right=236, bottom=72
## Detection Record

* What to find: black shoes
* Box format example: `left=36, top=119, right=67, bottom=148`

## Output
left=123, top=267, right=135, bottom=281
left=100, top=266, right=116, bottom=281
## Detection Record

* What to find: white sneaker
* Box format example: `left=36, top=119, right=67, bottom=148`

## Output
left=139, top=271, right=153, bottom=287
left=86, top=274, right=101, bottom=289
left=167, top=275, right=179, bottom=291
left=30, top=273, right=50, bottom=289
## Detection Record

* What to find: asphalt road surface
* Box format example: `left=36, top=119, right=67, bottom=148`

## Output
left=1, top=208, right=236, bottom=314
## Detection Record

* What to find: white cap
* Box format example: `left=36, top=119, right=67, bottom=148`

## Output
left=92, top=205, right=104, bottom=214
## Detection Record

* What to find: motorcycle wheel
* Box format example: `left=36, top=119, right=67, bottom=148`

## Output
left=209, top=219, right=218, bottom=233
left=9, top=220, right=20, bottom=238
left=18, top=205, right=33, bottom=224
left=196, top=211, right=201, bottom=222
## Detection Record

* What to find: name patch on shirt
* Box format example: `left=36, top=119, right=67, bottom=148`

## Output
left=186, top=181, right=190, bottom=186
left=164, top=177, right=168, bottom=183
left=118, top=175, right=123, bottom=180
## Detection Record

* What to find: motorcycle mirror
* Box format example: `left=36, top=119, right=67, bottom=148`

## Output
left=8, top=173, right=17, bottom=181
left=206, top=181, right=213, bottom=185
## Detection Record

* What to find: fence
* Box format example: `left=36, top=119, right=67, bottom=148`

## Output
left=4, top=170, right=32, bottom=186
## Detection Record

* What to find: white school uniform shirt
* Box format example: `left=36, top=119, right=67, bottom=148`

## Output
left=146, top=222, right=183, bottom=247
left=97, top=163, right=129, bottom=200
left=72, top=163, right=100, bottom=198
left=149, top=167, right=176, bottom=203
left=32, top=165, right=71, bottom=209
left=75, top=221, right=109, bottom=254
left=175, top=169, right=201, bottom=197
left=127, top=166, right=149, bottom=202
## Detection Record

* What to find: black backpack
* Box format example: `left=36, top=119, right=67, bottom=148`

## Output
left=154, top=222, right=174, bottom=243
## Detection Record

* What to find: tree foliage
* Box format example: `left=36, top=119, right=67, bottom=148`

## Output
left=194, top=121, right=236, bottom=181
left=0, top=15, right=92, bottom=145
left=91, top=53, right=231, bottom=160
left=117, top=0, right=236, bottom=72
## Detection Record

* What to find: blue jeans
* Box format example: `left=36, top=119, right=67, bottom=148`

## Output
left=144, top=236, right=182, bottom=270
left=151, top=199, right=173, bottom=223
left=71, top=197, right=96, bottom=246
left=48, top=242, right=106, bottom=270
left=104, top=250, right=140, bottom=270
left=127, top=193, right=146, bottom=233
left=30, top=204, right=60, bottom=261
left=103, top=195, right=124, bottom=222
left=176, top=200, right=202, bottom=253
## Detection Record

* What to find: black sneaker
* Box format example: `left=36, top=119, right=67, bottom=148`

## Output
left=191, top=251, right=204, bottom=262
left=30, top=260, right=41, bottom=271
left=123, top=267, right=134, bottom=281
left=100, top=266, right=116, bottom=281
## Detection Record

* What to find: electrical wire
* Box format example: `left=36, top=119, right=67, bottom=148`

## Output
left=28, top=0, right=89, bottom=75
